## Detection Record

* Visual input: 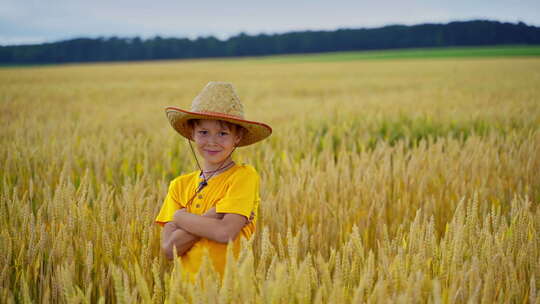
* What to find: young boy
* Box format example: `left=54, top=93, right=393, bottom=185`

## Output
left=155, top=82, right=272, bottom=277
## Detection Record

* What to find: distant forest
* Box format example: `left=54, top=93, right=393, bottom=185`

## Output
left=1, top=20, right=539, bottom=64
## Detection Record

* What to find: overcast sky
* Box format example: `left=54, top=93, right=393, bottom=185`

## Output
left=1, top=0, right=539, bottom=46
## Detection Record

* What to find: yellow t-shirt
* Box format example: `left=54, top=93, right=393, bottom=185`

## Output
left=155, top=164, right=260, bottom=276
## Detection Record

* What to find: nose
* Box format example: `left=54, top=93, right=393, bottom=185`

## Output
left=206, top=133, right=221, bottom=145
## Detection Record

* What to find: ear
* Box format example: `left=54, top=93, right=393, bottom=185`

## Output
left=188, top=120, right=197, bottom=139
left=190, top=125, right=196, bottom=139
left=234, top=128, right=244, bottom=146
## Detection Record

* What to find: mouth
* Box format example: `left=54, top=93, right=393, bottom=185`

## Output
left=204, top=149, right=222, bottom=155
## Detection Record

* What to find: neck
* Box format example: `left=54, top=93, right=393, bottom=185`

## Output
left=203, top=157, right=234, bottom=173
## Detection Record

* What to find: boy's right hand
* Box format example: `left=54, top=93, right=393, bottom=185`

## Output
left=203, top=207, right=224, bottom=219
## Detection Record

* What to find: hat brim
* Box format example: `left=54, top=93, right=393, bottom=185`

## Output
left=165, top=107, right=272, bottom=147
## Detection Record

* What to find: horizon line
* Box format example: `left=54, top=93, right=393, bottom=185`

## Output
left=2, top=18, right=538, bottom=48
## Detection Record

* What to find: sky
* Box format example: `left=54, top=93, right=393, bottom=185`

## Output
left=1, top=0, right=539, bottom=46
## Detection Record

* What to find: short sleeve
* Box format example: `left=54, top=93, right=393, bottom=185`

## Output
left=216, top=167, right=259, bottom=219
left=155, top=179, right=184, bottom=226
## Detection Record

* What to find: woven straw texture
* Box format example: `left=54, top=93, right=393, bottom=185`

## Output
left=166, top=82, right=272, bottom=147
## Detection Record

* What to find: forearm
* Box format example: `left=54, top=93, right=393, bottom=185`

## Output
left=173, top=212, right=245, bottom=244
left=161, top=222, right=199, bottom=260
left=166, top=229, right=199, bottom=259
left=173, top=213, right=222, bottom=241
left=161, top=222, right=179, bottom=250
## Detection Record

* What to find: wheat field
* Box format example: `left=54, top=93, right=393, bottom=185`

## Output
left=1, top=56, right=539, bottom=303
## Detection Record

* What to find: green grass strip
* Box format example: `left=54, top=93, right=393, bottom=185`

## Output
left=256, top=45, right=540, bottom=63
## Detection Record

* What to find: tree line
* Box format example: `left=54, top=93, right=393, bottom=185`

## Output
left=1, top=20, right=539, bottom=64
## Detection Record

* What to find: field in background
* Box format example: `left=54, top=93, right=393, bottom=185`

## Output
left=255, top=45, right=540, bottom=63
left=2, top=45, right=539, bottom=68
left=1, top=55, right=539, bottom=303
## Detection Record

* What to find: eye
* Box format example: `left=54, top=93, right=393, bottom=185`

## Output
left=198, top=130, right=208, bottom=135
left=219, top=131, right=229, bottom=136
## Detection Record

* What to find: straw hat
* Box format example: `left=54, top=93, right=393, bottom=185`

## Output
left=165, top=82, right=272, bottom=147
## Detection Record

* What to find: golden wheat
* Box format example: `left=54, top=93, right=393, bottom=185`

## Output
left=1, top=57, right=539, bottom=303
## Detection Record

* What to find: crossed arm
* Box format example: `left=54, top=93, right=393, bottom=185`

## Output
left=160, top=207, right=248, bottom=260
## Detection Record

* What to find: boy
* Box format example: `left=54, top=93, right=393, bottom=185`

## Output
left=155, top=82, right=272, bottom=277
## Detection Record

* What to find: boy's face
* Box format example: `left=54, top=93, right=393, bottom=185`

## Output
left=192, top=119, right=242, bottom=167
